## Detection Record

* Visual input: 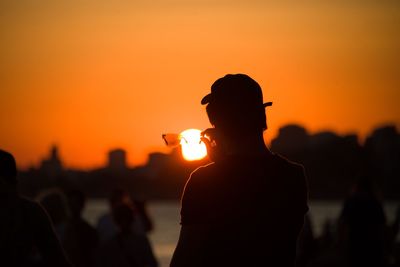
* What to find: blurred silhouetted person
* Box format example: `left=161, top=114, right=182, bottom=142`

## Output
left=296, top=214, right=317, bottom=267
left=95, top=203, right=158, bottom=267
left=133, top=199, right=154, bottom=233
left=390, top=206, right=400, bottom=266
left=171, top=74, right=308, bottom=267
left=339, top=176, right=387, bottom=267
left=0, top=149, right=70, bottom=266
left=318, top=219, right=335, bottom=252
left=63, top=189, right=98, bottom=267
left=97, top=189, right=148, bottom=243
left=36, top=188, right=69, bottom=243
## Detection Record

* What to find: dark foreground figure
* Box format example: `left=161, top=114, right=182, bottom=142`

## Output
left=0, top=149, right=70, bottom=267
left=340, top=177, right=387, bottom=267
left=171, top=74, right=309, bottom=267
left=63, top=189, right=99, bottom=267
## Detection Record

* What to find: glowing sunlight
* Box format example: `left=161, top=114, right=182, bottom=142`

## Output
left=180, top=129, right=207, bottom=161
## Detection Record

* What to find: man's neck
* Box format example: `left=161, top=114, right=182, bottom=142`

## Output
left=223, top=132, right=270, bottom=156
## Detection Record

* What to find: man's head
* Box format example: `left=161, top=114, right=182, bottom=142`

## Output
left=0, top=149, right=17, bottom=186
left=202, top=74, right=271, bottom=137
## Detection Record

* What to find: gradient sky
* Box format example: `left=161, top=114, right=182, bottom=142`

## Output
left=1, top=0, right=399, bottom=169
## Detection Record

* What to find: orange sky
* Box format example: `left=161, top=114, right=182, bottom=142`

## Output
left=1, top=1, right=399, bottom=169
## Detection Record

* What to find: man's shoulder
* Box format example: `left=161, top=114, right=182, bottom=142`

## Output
left=183, top=163, right=216, bottom=193
left=181, top=163, right=220, bottom=225
left=270, top=153, right=307, bottom=190
left=190, top=153, right=305, bottom=177
left=191, top=162, right=217, bottom=177
left=271, top=153, right=305, bottom=174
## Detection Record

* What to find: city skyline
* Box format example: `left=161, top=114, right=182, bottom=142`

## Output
left=12, top=122, right=399, bottom=171
left=17, top=122, right=400, bottom=201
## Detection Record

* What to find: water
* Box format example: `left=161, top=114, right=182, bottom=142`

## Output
left=83, top=200, right=399, bottom=267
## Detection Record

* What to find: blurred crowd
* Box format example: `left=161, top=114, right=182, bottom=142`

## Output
left=33, top=178, right=400, bottom=267
left=35, top=188, right=158, bottom=267
left=296, top=177, right=400, bottom=267
left=2, top=148, right=400, bottom=267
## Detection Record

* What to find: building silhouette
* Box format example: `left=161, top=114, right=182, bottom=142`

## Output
left=107, top=149, right=128, bottom=171
left=40, top=145, right=63, bottom=176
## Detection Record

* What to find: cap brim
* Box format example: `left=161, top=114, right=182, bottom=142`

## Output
left=263, top=102, right=273, bottom=107
left=201, top=94, right=212, bottom=105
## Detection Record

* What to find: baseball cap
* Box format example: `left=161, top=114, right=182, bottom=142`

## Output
left=201, top=74, right=272, bottom=108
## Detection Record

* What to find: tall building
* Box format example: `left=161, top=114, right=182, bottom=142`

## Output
left=108, top=149, right=127, bottom=171
left=40, top=145, right=63, bottom=176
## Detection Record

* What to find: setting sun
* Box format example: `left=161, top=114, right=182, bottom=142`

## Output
left=180, top=129, right=207, bottom=161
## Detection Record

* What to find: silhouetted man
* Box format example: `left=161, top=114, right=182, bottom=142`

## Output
left=170, top=74, right=308, bottom=267
left=0, top=149, right=70, bottom=267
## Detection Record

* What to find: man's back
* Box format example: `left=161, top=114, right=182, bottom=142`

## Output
left=180, top=153, right=308, bottom=267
